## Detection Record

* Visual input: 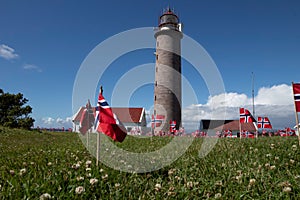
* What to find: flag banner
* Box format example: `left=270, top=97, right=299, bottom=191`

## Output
left=169, top=120, right=176, bottom=133
left=293, top=83, right=300, bottom=112
left=95, top=92, right=127, bottom=142
left=224, top=130, right=232, bottom=137
left=257, top=117, right=273, bottom=129
left=151, top=114, right=165, bottom=128
left=241, top=130, right=255, bottom=138
left=239, top=108, right=256, bottom=123
left=79, top=100, right=95, bottom=134
left=285, top=127, right=296, bottom=136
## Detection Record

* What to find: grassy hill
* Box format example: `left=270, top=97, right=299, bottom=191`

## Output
left=0, top=126, right=299, bottom=199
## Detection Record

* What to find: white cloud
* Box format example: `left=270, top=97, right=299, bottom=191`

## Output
left=255, top=84, right=293, bottom=105
left=42, top=117, right=55, bottom=125
left=181, top=84, right=295, bottom=131
left=0, top=44, right=19, bottom=60
left=23, top=64, right=42, bottom=72
left=38, top=117, right=73, bottom=128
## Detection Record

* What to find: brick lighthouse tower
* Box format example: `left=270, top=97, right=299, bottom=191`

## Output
left=153, top=8, right=183, bottom=133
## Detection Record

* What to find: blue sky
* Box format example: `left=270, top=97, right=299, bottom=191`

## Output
left=1, top=0, right=300, bottom=130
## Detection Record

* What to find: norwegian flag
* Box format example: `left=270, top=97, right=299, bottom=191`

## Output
left=79, top=100, right=95, bottom=135
left=151, top=114, right=165, bottom=128
left=257, top=117, right=273, bottom=129
left=293, top=83, right=300, bottom=112
left=94, top=89, right=127, bottom=142
left=285, top=127, right=296, bottom=136
left=239, top=108, right=256, bottom=123
left=224, top=130, right=232, bottom=137
left=169, top=120, right=176, bottom=133
left=241, top=130, right=255, bottom=138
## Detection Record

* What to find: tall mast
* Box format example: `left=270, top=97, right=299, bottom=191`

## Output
left=252, top=72, right=255, bottom=118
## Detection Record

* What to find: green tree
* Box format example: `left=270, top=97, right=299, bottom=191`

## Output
left=0, top=89, right=35, bottom=129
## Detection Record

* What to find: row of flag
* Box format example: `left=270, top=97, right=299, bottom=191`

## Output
left=78, top=82, right=300, bottom=141
left=239, top=108, right=273, bottom=129
left=239, top=82, right=300, bottom=136
left=79, top=88, right=127, bottom=143
left=151, top=114, right=177, bottom=133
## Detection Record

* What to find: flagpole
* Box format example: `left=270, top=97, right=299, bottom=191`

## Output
left=239, top=117, right=242, bottom=140
left=96, top=132, right=99, bottom=166
left=96, top=86, right=103, bottom=166
left=292, top=82, right=300, bottom=146
left=87, top=99, right=90, bottom=151
left=252, top=72, right=255, bottom=119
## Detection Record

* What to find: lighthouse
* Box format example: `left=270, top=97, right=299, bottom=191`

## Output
left=153, top=8, right=183, bottom=133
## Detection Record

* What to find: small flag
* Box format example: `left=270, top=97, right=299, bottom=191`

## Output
left=151, top=114, right=165, bottom=128
left=95, top=90, right=127, bottom=142
left=79, top=100, right=95, bottom=134
left=257, top=117, right=273, bottom=129
left=169, top=120, right=176, bottom=133
left=239, top=108, right=256, bottom=123
left=292, top=83, right=300, bottom=112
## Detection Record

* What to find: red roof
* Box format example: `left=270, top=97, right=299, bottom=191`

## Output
left=111, top=107, right=144, bottom=123
left=73, top=107, right=144, bottom=124
left=214, top=120, right=256, bottom=131
left=72, top=107, right=85, bottom=122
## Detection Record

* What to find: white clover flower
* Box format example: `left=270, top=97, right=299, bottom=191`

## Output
left=39, top=193, right=52, bottom=200
left=265, top=163, right=270, bottom=168
left=76, top=176, right=84, bottom=181
left=101, top=174, right=108, bottom=180
left=85, top=168, right=91, bottom=171
left=72, top=163, right=80, bottom=169
left=115, top=183, right=120, bottom=188
left=214, top=193, right=222, bottom=199
left=270, top=165, right=276, bottom=170
left=86, top=160, right=92, bottom=166
left=99, top=168, right=104, bottom=173
left=9, top=170, right=15, bottom=175
left=290, top=159, right=295, bottom=164
left=168, top=169, right=175, bottom=176
left=215, top=180, right=222, bottom=186
left=292, top=144, right=297, bottom=150
left=89, top=178, right=98, bottom=185
left=186, top=181, right=193, bottom=189
left=155, top=183, right=162, bottom=191
left=235, top=175, right=242, bottom=181
left=19, top=168, right=26, bottom=176
left=75, top=186, right=85, bottom=194
left=47, top=162, right=52, bottom=166
left=249, top=179, right=256, bottom=185
left=283, top=186, right=292, bottom=193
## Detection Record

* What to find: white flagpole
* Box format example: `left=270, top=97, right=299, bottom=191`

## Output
left=292, top=82, right=300, bottom=146
left=239, top=113, right=242, bottom=139
left=96, top=86, right=103, bottom=166
left=96, top=132, right=99, bottom=166
left=252, top=72, right=255, bottom=119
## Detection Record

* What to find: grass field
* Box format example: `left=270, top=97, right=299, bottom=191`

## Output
left=0, top=126, right=299, bottom=199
